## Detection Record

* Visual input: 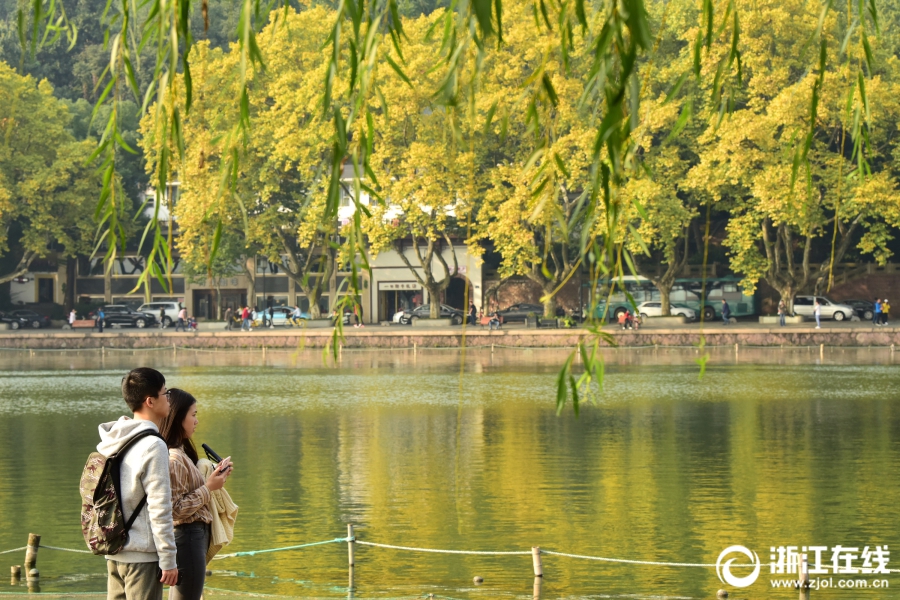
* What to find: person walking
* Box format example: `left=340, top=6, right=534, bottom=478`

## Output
left=468, top=302, right=477, bottom=326
left=721, top=299, right=731, bottom=325
left=814, top=298, right=821, bottom=329
left=267, top=305, right=275, bottom=329
left=97, top=307, right=105, bottom=333
left=874, top=298, right=882, bottom=326
left=175, top=307, right=187, bottom=332
left=98, top=368, right=178, bottom=600
left=883, top=298, right=890, bottom=326
left=224, top=307, right=233, bottom=331
left=240, top=306, right=251, bottom=331
left=68, top=309, right=77, bottom=328
left=778, top=299, right=786, bottom=327
left=159, top=307, right=167, bottom=329
left=161, top=389, right=232, bottom=600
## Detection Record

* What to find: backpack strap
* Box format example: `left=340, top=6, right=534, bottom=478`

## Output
left=110, top=430, right=166, bottom=533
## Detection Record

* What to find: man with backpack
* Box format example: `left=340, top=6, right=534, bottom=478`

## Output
left=90, top=368, right=178, bottom=599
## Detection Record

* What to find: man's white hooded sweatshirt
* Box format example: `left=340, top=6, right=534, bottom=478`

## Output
left=97, top=417, right=177, bottom=570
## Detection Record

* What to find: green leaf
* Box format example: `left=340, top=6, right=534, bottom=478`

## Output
left=384, top=52, right=413, bottom=87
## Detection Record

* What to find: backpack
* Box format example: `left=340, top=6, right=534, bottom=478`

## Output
left=80, top=430, right=164, bottom=555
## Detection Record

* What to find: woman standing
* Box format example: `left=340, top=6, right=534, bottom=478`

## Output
left=161, top=389, right=232, bottom=600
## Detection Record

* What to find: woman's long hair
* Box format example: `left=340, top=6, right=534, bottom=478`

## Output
left=160, top=388, right=200, bottom=464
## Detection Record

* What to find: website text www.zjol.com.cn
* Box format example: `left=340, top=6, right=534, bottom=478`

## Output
left=770, top=578, right=890, bottom=590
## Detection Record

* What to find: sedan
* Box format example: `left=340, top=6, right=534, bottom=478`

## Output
left=5, top=309, right=51, bottom=329
left=840, top=299, right=875, bottom=321
left=399, top=304, right=464, bottom=325
left=637, top=301, right=696, bottom=320
left=92, top=305, right=157, bottom=328
left=495, top=303, right=563, bottom=323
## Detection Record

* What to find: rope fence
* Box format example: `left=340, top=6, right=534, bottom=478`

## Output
left=7, top=529, right=900, bottom=600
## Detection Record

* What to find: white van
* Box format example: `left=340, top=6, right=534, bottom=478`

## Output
left=137, top=301, right=183, bottom=327
left=793, top=296, right=854, bottom=321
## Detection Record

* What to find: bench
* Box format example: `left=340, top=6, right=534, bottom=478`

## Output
left=479, top=316, right=502, bottom=329
left=63, top=320, right=97, bottom=330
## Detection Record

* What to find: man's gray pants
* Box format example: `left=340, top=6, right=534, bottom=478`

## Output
left=107, top=560, right=162, bottom=600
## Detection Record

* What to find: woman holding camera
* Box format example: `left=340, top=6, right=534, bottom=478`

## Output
left=161, top=389, right=233, bottom=600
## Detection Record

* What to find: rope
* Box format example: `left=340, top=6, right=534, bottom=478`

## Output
left=214, top=537, right=351, bottom=559
left=0, top=546, right=26, bottom=555
left=540, top=549, right=717, bottom=568
left=40, top=545, right=93, bottom=555
left=355, top=541, right=531, bottom=556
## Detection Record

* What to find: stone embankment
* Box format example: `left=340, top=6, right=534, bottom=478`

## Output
left=0, top=324, right=898, bottom=349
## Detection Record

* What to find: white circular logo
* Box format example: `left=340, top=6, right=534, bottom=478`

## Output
left=716, top=545, right=762, bottom=588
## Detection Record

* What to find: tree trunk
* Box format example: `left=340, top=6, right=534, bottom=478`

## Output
left=427, top=284, right=441, bottom=319
left=779, top=285, right=797, bottom=314
left=65, top=258, right=76, bottom=311
left=244, top=257, right=256, bottom=308
left=659, top=285, right=672, bottom=317
left=541, top=290, right=557, bottom=319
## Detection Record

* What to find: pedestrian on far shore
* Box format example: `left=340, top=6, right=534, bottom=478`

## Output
left=241, top=307, right=251, bottom=331
left=159, top=307, right=166, bottom=329
left=224, top=307, right=233, bottom=331
left=267, top=305, right=275, bottom=329
left=883, top=299, right=891, bottom=326
left=468, top=302, right=477, bottom=325
left=874, top=298, right=882, bottom=326
left=69, top=309, right=77, bottom=327
left=97, top=307, right=105, bottom=333
left=175, top=307, right=187, bottom=332
left=778, top=300, right=786, bottom=327
left=814, top=298, right=821, bottom=329
left=721, top=299, right=731, bottom=325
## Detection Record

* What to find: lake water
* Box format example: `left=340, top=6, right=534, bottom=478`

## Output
left=1, top=347, right=899, bottom=599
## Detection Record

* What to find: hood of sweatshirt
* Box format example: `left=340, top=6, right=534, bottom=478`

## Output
left=97, top=416, right=160, bottom=457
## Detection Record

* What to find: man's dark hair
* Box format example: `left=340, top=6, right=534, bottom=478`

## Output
left=122, top=367, right=166, bottom=412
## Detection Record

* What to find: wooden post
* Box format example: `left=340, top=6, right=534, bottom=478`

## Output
left=11, top=565, right=21, bottom=580
left=347, top=524, right=355, bottom=567
left=24, top=534, right=40, bottom=572
left=819, top=344, right=824, bottom=360
left=413, top=342, right=417, bottom=355
left=532, top=547, right=543, bottom=577
left=799, top=553, right=809, bottom=588
left=533, top=576, right=542, bottom=599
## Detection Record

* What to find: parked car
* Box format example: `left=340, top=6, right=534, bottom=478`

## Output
left=137, top=301, right=183, bottom=327
left=840, top=298, right=875, bottom=321
left=0, top=311, right=39, bottom=330
left=495, top=303, right=564, bottom=323
left=636, top=301, right=696, bottom=320
left=266, top=306, right=311, bottom=327
left=399, top=304, right=464, bottom=325
left=6, top=309, right=51, bottom=329
left=792, top=296, right=855, bottom=321
left=93, top=305, right=157, bottom=328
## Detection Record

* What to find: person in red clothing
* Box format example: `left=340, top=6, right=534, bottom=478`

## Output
left=240, top=306, right=251, bottom=331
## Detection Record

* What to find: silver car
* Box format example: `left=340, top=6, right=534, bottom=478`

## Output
left=793, top=296, right=854, bottom=321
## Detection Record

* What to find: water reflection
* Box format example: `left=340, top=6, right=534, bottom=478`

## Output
left=0, top=350, right=898, bottom=598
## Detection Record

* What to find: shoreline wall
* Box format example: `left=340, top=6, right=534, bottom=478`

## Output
left=1, top=326, right=899, bottom=349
